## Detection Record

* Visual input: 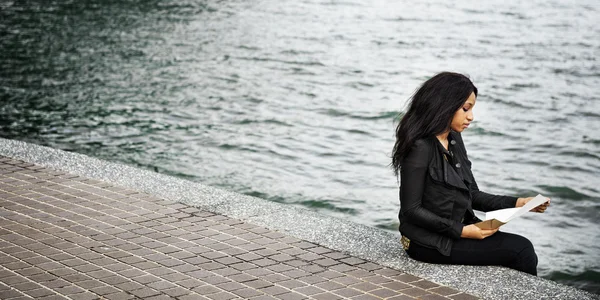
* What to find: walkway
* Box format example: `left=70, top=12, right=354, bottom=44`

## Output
left=0, top=156, right=477, bottom=300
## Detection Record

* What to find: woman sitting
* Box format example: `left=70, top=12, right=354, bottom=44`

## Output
left=391, top=72, right=549, bottom=275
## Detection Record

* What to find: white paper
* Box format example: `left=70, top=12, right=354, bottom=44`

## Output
left=484, top=194, right=547, bottom=223
left=485, top=207, right=520, bottom=223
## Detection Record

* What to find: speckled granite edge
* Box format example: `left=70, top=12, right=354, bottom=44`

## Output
left=1, top=137, right=597, bottom=300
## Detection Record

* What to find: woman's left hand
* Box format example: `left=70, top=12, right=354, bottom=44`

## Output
left=516, top=196, right=551, bottom=213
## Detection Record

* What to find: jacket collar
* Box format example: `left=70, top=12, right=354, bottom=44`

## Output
left=430, top=134, right=471, bottom=191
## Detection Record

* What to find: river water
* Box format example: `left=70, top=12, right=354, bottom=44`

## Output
left=1, top=0, right=599, bottom=294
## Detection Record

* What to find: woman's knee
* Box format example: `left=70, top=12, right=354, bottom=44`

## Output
left=514, top=235, right=536, bottom=258
left=518, top=248, right=538, bottom=275
left=503, top=233, right=534, bottom=253
left=509, top=234, right=538, bottom=275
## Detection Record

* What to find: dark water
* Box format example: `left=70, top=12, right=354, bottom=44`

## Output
left=1, top=0, right=599, bottom=294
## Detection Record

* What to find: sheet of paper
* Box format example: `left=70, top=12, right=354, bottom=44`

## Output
left=484, top=194, right=547, bottom=223
left=505, top=194, right=547, bottom=222
left=519, top=194, right=548, bottom=211
left=485, top=207, right=520, bottom=223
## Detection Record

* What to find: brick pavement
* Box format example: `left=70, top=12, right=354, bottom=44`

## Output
left=0, top=156, right=479, bottom=300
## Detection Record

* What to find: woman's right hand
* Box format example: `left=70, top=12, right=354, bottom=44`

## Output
left=461, top=224, right=499, bottom=239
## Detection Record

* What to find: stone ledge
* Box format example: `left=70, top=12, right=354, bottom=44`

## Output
left=1, top=137, right=597, bottom=300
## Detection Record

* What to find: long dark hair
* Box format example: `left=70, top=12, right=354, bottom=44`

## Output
left=391, top=72, right=477, bottom=176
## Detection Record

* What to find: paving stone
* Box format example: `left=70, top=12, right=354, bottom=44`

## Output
left=260, top=285, right=290, bottom=296
left=147, top=280, right=178, bottom=290
left=275, top=291, right=307, bottom=300
left=314, top=280, right=344, bottom=291
left=412, top=279, right=441, bottom=289
left=253, top=258, right=278, bottom=267
left=87, top=270, right=114, bottom=279
left=237, top=252, right=262, bottom=261
left=215, top=256, right=242, bottom=265
left=328, top=264, right=355, bottom=273
left=54, top=285, right=85, bottom=295
left=270, top=254, right=294, bottom=262
left=132, top=274, right=162, bottom=284
left=179, top=294, right=210, bottom=300
left=1, top=274, right=29, bottom=285
left=43, top=278, right=70, bottom=288
left=210, top=267, right=240, bottom=278
left=232, top=287, right=263, bottom=298
left=0, top=289, right=24, bottom=299
left=100, top=275, right=129, bottom=285
left=286, top=260, right=310, bottom=268
left=128, top=287, right=160, bottom=298
left=393, top=273, right=422, bottom=283
left=203, top=276, right=232, bottom=285
left=90, top=285, right=120, bottom=295
left=255, top=248, right=279, bottom=257
left=267, top=264, right=295, bottom=273
left=178, top=278, right=206, bottom=288
left=450, top=293, right=481, bottom=300
left=12, top=281, right=41, bottom=291
left=430, top=286, right=460, bottom=296
left=370, top=288, right=399, bottom=298
left=207, top=291, right=238, bottom=300
left=228, top=273, right=256, bottom=283
left=363, top=275, right=392, bottom=284
left=293, top=285, right=325, bottom=296
left=281, top=269, right=311, bottom=279
left=115, top=281, right=145, bottom=292
left=62, top=273, right=93, bottom=283
left=356, top=262, right=382, bottom=271
left=401, top=287, right=430, bottom=297
left=104, top=291, right=135, bottom=300
left=422, top=294, right=455, bottom=300
left=49, top=268, right=78, bottom=277
left=332, top=287, right=362, bottom=298
left=245, top=279, right=274, bottom=289
left=163, top=286, right=191, bottom=297
left=323, top=252, right=348, bottom=260
left=311, top=292, right=343, bottom=300
left=217, top=281, right=247, bottom=292
left=276, top=279, right=306, bottom=290
left=25, top=288, right=55, bottom=298
left=345, top=269, right=373, bottom=278
left=263, top=273, right=290, bottom=283
left=382, top=281, right=412, bottom=291
left=313, top=258, right=339, bottom=267
left=147, top=267, right=176, bottom=276
left=118, top=268, right=145, bottom=278
left=351, top=282, right=379, bottom=292
left=192, top=285, right=221, bottom=295
left=340, top=257, right=366, bottom=265
left=332, top=275, right=362, bottom=286
left=15, top=267, right=43, bottom=276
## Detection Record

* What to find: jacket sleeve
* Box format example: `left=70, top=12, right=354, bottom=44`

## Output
left=456, top=139, right=517, bottom=212
left=468, top=166, right=518, bottom=212
left=400, top=140, right=464, bottom=240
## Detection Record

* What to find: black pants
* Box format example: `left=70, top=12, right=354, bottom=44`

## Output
left=406, top=232, right=538, bottom=275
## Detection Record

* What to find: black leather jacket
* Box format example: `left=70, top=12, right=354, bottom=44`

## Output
left=398, top=132, right=517, bottom=256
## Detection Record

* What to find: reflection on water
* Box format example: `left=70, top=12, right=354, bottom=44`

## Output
left=1, top=0, right=599, bottom=294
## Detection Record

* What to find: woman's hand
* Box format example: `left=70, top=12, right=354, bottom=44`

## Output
left=516, top=196, right=551, bottom=213
left=461, top=224, right=498, bottom=239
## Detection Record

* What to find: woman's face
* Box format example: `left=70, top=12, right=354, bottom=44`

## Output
left=451, top=92, right=476, bottom=132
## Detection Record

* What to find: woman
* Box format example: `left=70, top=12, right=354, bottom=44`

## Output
left=391, top=72, right=549, bottom=275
